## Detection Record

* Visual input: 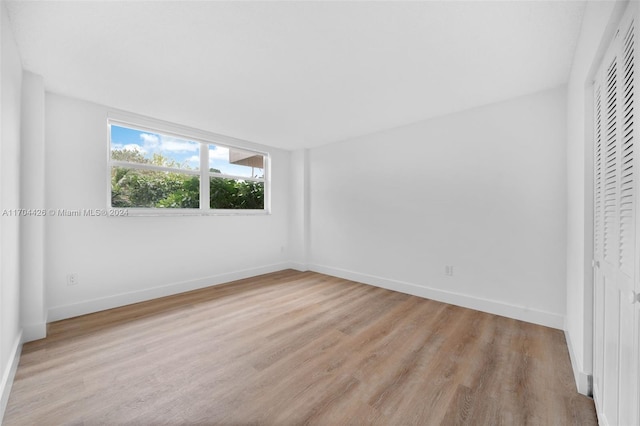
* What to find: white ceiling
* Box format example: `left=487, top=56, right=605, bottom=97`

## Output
left=6, top=1, right=585, bottom=150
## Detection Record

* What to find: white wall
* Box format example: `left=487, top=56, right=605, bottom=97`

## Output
left=289, top=149, right=309, bottom=270
left=307, top=87, right=567, bottom=328
left=0, top=0, right=24, bottom=419
left=20, top=71, right=46, bottom=341
left=565, top=0, right=627, bottom=396
left=44, top=93, right=291, bottom=321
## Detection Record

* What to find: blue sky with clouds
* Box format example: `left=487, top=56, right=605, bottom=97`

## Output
left=110, top=125, right=261, bottom=177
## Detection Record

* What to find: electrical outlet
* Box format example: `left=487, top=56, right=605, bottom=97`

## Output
left=445, top=265, right=454, bottom=276
left=67, top=273, right=79, bottom=286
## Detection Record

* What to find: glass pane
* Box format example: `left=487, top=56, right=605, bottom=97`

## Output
left=209, top=144, right=264, bottom=178
left=111, top=125, right=200, bottom=170
left=111, top=166, right=200, bottom=208
left=210, top=177, right=264, bottom=209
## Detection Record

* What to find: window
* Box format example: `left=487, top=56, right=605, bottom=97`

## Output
left=108, top=118, right=268, bottom=215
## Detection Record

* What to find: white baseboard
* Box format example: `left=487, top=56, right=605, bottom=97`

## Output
left=47, top=262, right=295, bottom=322
left=309, top=264, right=565, bottom=330
left=0, top=331, right=23, bottom=425
left=593, top=391, right=608, bottom=426
left=564, top=328, right=592, bottom=396
left=46, top=260, right=563, bottom=329
left=22, top=322, right=47, bottom=343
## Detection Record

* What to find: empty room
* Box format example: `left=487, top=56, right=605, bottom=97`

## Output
left=0, top=0, right=638, bottom=424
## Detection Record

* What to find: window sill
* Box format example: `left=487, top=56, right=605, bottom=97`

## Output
left=108, top=208, right=271, bottom=217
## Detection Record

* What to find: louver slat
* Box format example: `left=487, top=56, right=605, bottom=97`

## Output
left=604, top=56, right=618, bottom=264
left=595, top=85, right=603, bottom=256
left=619, top=21, right=635, bottom=276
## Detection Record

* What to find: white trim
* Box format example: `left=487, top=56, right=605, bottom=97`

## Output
left=564, top=325, right=592, bottom=396
left=593, top=391, right=608, bottom=426
left=47, top=262, right=295, bottom=322
left=0, top=332, right=23, bottom=425
left=309, top=264, right=565, bottom=329
left=107, top=207, right=269, bottom=217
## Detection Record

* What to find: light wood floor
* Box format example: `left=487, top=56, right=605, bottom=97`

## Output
left=4, top=270, right=596, bottom=425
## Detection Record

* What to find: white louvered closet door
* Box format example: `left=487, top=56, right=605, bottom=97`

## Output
left=592, top=3, right=640, bottom=425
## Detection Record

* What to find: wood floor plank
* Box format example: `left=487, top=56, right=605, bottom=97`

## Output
left=440, top=384, right=475, bottom=425
left=3, top=270, right=597, bottom=425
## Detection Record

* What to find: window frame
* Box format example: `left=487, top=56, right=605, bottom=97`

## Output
left=107, top=112, right=270, bottom=216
